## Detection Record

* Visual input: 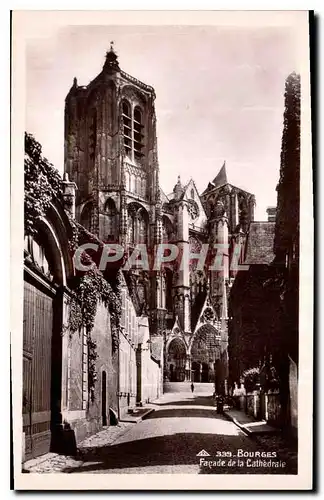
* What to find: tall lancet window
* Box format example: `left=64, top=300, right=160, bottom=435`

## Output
left=89, top=109, right=97, bottom=163
left=137, top=208, right=148, bottom=244
left=122, top=100, right=132, bottom=158
left=127, top=212, right=135, bottom=246
left=104, top=198, right=117, bottom=241
left=80, top=202, right=93, bottom=232
left=134, top=106, right=145, bottom=161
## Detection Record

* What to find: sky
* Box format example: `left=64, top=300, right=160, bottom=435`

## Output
left=25, top=19, right=299, bottom=220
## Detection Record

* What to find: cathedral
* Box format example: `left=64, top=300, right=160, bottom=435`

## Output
left=64, top=45, right=256, bottom=393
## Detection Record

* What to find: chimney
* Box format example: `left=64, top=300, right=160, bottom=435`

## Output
left=62, top=173, right=77, bottom=219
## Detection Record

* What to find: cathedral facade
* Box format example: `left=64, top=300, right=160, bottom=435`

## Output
left=64, top=46, right=255, bottom=393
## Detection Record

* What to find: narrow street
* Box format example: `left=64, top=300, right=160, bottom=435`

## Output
left=55, top=392, right=296, bottom=475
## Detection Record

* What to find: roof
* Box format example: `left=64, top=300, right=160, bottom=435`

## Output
left=244, top=222, right=275, bottom=265
left=190, top=290, right=207, bottom=331
left=212, top=162, right=227, bottom=188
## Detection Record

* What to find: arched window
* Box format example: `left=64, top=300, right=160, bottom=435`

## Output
left=162, top=216, right=173, bottom=244
left=135, top=177, right=140, bottom=196
left=141, top=179, right=146, bottom=198
left=125, top=171, right=130, bottom=191
left=137, top=208, right=148, bottom=244
left=134, top=106, right=145, bottom=161
left=122, top=100, right=132, bottom=158
left=127, top=213, right=135, bottom=245
left=191, top=188, right=195, bottom=199
left=80, top=202, right=93, bottom=232
left=89, top=109, right=97, bottom=162
left=104, top=198, right=117, bottom=241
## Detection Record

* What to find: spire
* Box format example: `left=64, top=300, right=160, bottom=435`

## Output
left=103, top=41, right=120, bottom=71
left=173, top=175, right=184, bottom=201
left=212, top=161, right=228, bottom=188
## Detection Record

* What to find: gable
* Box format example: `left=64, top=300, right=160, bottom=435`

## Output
left=182, top=179, right=207, bottom=228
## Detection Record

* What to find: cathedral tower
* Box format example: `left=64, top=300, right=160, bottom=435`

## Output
left=64, top=44, right=160, bottom=250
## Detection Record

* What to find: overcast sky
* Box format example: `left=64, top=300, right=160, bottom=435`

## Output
left=26, top=21, right=299, bottom=220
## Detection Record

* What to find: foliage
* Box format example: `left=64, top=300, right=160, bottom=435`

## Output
left=24, top=132, right=62, bottom=235
left=24, top=131, right=123, bottom=403
left=242, top=367, right=260, bottom=393
left=274, top=72, right=300, bottom=257
left=67, top=218, right=122, bottom=400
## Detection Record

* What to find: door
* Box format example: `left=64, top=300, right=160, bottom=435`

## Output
left=23, top=281, right=54, bottom=459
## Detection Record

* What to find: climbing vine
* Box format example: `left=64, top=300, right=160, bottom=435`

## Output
left=24, top=131, right=123, bottom=403
left=67, top=218, right=122, bottom=401
left=24, top=132, right=62, bottom=236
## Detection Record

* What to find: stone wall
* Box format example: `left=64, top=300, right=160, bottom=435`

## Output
left=289, top=356, right=298, bottom=434
left=64, top=301, right=117, bottom=444
left=119, top=332, right=137, bottom=418
left=141, top=349, right=162, bottom=404
left=265, top=392, right=281, bottom=426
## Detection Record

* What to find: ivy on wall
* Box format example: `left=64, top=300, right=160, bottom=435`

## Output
left=24, top=132, right=62, bottom=236
left=67, top=224, right=122, bottom=402
left=24, top=132, right=122, bottom=403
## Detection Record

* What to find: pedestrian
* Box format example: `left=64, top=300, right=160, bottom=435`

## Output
left=191, top=382, right=194, bottom=393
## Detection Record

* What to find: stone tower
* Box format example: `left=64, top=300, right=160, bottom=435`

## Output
left=64, top=45, right=164, bottom=326
left=64, top=44, right=160, bottom=249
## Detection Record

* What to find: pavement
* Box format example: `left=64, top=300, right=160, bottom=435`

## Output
left=120, top=407, right=155, bottom=423
left=23, top=391, right=297, bottom=475
left=223, top=408, right=279, bottom=435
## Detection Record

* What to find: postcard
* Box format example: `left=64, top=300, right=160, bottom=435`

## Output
left=11, top=9, right=313, bottom=490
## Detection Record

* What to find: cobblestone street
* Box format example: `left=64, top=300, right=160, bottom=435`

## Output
left=24, top=392, right=297, bottom=475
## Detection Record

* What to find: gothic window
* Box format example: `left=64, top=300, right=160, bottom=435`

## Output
left=141, top=178, right=146, bottom=198
left=127, top=213, right=135, bottom=245
left=89, top=109, right=97, bottom=162
left=121, top=98, right=145, bottom=163
left=104, top=198, right=117, bottom=241
left=80, top=202, right=93, bottom=232
left=137, top=208, right=148, bottom=244
left=188, top=199, right=199, bottom=220
left=125, top=171, right=130, bottom=191
left=161, top=276, right=166, bottom=309
left=122, top=99, right=132, bottom=158
left=162, top=215, right=173, bottom=244
left=135, top=176, right=140, bottom=196
left=134, top=106, right=145, bottom=162
left=191, top=188, right=195, bottom=199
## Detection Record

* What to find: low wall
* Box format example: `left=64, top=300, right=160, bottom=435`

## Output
left=265, top=392, right=281, bottom=426
left=236, top=391, right=282, bottom=426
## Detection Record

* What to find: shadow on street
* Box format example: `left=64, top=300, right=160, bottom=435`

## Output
left=152, top=395, right=215, bottom=407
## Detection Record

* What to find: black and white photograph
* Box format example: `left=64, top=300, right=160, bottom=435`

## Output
left=11, top=9, right=313, bottom=490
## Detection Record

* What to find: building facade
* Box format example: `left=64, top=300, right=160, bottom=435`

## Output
left=23, top=132, right=163, bottom=461
left=64, top=47, right=256, bottom=394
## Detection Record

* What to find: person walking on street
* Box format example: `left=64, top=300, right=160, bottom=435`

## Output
left=191, top=382, right=194, bottom=393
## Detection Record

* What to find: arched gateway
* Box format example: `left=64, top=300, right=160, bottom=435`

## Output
left=165, top=337, right=187, bottom=382
left=189, top=324, right=221, bottom=384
